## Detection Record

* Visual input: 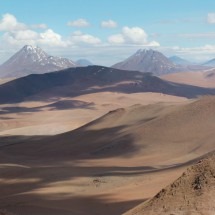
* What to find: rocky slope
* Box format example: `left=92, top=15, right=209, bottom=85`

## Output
left=125, top=153, right=215, bottom=215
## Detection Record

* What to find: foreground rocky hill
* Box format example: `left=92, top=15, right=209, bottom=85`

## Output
left=125, top=153, right=215, bottom=215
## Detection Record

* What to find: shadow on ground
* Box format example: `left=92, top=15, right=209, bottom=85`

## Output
left=0, top=100, right=95, bottom=115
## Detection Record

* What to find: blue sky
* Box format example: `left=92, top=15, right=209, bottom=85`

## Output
left=1, top=0, right=215, bottom=65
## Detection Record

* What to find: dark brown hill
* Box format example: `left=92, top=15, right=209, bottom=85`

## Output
left=0, top=65, right=215, bottom=104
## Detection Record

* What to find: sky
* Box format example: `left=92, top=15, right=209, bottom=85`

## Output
left=1, top=0, right=215, bottom=65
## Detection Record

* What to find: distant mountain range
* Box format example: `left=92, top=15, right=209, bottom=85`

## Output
left=76, top=59, right=93, bottom=66
left=168, top=55, right=194, bottom=65
left=203, top=58, right=215, bottom=67
left=0, top=45, right=77, bottom=78
left=112, top=49, right=211, bottom=76
left=0, top=65, right=214, bottom=104
left=1, top=46, right=215, bottom=79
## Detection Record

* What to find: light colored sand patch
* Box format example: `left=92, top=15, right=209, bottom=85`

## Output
left=0, top=78, right=15, bottom=85
left=0, top=92, right=187, bottom=136
left=161, top=70, right=215, bottom=88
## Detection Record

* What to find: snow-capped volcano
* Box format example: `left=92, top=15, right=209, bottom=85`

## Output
left=0, top=45, right=77, bottom=78
left=112, top=49, right=186, bottom=76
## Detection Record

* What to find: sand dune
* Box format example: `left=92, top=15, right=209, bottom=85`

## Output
left=0, top=96, right=215, bottom=214
left=6, top=95, right=214, bottom=164
left=0, top=92, right=187, bottom=136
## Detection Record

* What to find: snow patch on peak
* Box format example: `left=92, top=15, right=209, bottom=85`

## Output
left=23, top=45, right=38, bottom=51
left=134, top=49, right=155, bottom=56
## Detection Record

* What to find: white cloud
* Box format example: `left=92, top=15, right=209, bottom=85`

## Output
left=70, top=31, right=101, bottom=44
left=0, top=13, right=27, bottom=31
left=108, top=26, right=160, bottom=46
left=0, top=14, right=69, bottom=48
left=2, top=30, right=38, bottom=46
left=101, top=20, right=118, bottom=28
left=67, top=19, right=90, bottom=27
left=148, top=41, right=160, bottom=46
left=157, top=44, right=215, bottom=63
left=39, top=29, right=69, bottom=47
left=0, top=13, right=162, bottom=66
left=207, top=13, right=215, bottom=24
left=176, top=32, right=215, bottom=39
left=12, top=29, right=38, bottom=40
left=31, top=23, right=48, bottom=29
left=108, top=34, right=124, bottom=44
left=177, top=44, right=215, bottom=54
left=122, top=26, right=147, bottom=44
left=2, top=29, right=69, bottom=48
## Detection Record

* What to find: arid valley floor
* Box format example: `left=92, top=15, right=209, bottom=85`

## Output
left=0, top=67, right=215, bottom=215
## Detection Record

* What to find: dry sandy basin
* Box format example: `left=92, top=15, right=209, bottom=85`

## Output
left=1, top=91, right=214, bottom=215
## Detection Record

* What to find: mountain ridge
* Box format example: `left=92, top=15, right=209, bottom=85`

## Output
left=169, top=55, right=194, bottom=65
left=0, top=65, right=215, bottom=104
left=203, top=58, right=215, bottom=67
